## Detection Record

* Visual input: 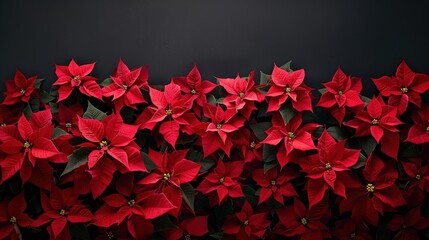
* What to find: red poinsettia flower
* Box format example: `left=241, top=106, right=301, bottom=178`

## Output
left=218, top=71, right=265, bottom=120
left=405, top=104, right=429, bottom=144
left=95, top=221, right=132, bottom=240
left=300, top=130, right=360, bottom=207
left=232, top=128, right=263, bottom=163
left=263, top=113, right=319, bottom=168
left=0, top=192, right=33, bottom=240
left=136, top=82, right=197, bottom=148
left=373, top=60, right=429, bottom=116
left=32, top=187, right=93, bottom=240
left=195, top=103, right=246, bottom=158
left=160, top=216, right=209, bottom=240
left=53, top=59, right=102, bottom=102
left=137, top=149, right=200, bottom=218
left=339, top=154, right=406, bottom=226
left=266, top=65, right=313, bottom=112
left=102, top=59, right=148, bottom=111
left=2, top=70, right=37, bottom=105
left=252, top=167, right=297, bottom=205
left=345, top=96, right=403, bottom=159
left=333, top=219, right=373, bottom=240
left=196, top=160, right=244, bottom=205
left=387, top=205, right=429, bottom=240
left=223, top=201, right=270, bottom=240
left=54, top=103, right=83, bottom=137
left=317, top=68, right=364, bottom=124
left=77, top=114, right=146, bottom=198
left=172, top=65, right=217, bottom=117
left=0, top=104, right=21, bottom=127
left=0, top=110, right=62, bottom=189
left=93, top=174, right=174, bottom=239
left=273, top=198, right=331, bottom=239
left=401, top=158, right=429, bottom=207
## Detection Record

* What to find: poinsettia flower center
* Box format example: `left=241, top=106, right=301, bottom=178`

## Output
left=122, top=84, right=128, bottom=90
left=128, top=199, right=135, bottom=207
left=271, top=180, right=276, bottom=186
left=99, top=140, right=109, bottom=147
left=338, top=90, right=343, bottom=95
left=366, top=183, right=375, bottom=193
left=59, top=209, right=66, bottom=216
left=219, top=177, right=225, bottom=183
left=23, top=141, right=31, bottom=149
left=350, top=232, right=356, bottom=239
left=73, top=75, right=80, bottom=81
left=190, top=89, right=197, bottom=94
left=243, top=219, right=249, bottom=225
left=287, top=132, right=295, bottom=140
left=106, top=231, right=115, bottom=239
left=416, top=174, right=421, bottom=180
left=65, top=122, right=72, bottom=128
left=401, top=87, right=408, bottom=93
left=239, top=92, right=245, bottom=98
left=10, top=216, right=16, bottom=224
left=163, top=172, right=171, bottom=180
left=19, top=88, right=26, bottom=95
left=300, top=218, right=308, bottom=225
left=285, top=87, right=292, bottom=93
left=325, top=162, right=332, bottom=170
left=426, top=126, right=429, bottom=132
left=250, top=141, right=256, bottom=149
left=165, top=109, right=173, bottom=116
left=0, top=123, right=6, bottom=126
left=216, top=123, right=222, bottom=129
left=371, top=119, right=379, bottom=125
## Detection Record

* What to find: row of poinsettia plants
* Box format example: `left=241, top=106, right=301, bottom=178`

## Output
left=0, top=59, right=429, bottom=240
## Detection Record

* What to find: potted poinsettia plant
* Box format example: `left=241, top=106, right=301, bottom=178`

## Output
left=1, top=59, right=429, bottom=239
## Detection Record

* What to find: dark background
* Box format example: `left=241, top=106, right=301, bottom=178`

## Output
left=1, top=0, right=429, bottom=95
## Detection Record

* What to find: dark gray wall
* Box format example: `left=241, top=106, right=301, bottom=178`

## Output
left=1, top=0, right=429, bottom=95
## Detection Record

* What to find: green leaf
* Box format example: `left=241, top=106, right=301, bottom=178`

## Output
left=141, top=151, right=158, bottom=172
left=360, top=94, right=371, bottom=106
left=264, top=160, right=279, bottom=173
left=52, top=127, right=69, bottom=139
left=23, top=103, right=33, bottom=119
left=83, top=101, right=107, bottom=120
left=180, top=183, right=195, bottom=211
left=399, top=143, right=421, bottom=158
left=69, top=223, right=91, bottom=240
left=327, top=126, right=347, bottom=141
left=99, top=78, right=112, bottom=87
left=242, top=185, right=258, bottom=206
left=214, top=197, right=233, bottom=226
left=259, top=71, right=270, bottom=85
left=249, top=122, right=271, bottom=141
left=38, top=89, right=55, bottom=103
left=62, top=147, right=92, bottom=176
left=209, top=232, right=224, bottom=240
left=120, top=107, right=135, bottom=124
left=263, top=144, right=278, bottom=163
left=360, top=136, right=377, bottom=155
left=353, top=152, right=367, bottom=169
left=280, top=61, right=293, bottom=72
left=206, top=94, right=217, bottom=105
left=318, top=88, right=327, bottom=94
left=153, top=214, right=177, bottom=232
left=34, top=78, right=44, bottom=89
left=29, top=97, right=40, bottom=113
left=278, top=102, right=295, bottom=125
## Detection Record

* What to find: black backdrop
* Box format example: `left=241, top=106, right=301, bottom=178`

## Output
left=1, top=0, right=429, bottom=95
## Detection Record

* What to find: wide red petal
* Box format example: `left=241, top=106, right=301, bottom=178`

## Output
left=77, top=116, right=104, bottom=142
left=88, top=159, right=117, bottom=198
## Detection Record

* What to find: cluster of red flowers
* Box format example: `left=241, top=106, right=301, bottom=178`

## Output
left=0, top=59, right=429, bottom=239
